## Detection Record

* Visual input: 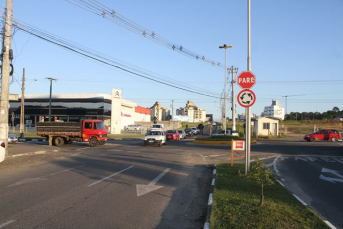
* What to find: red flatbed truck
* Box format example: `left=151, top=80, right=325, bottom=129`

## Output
left=37, top=119, right=108, bottom=147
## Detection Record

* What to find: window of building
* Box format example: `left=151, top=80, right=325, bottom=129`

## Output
left=263, top=123, right=270, bottom=129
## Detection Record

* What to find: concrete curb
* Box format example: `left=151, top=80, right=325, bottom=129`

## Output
left=204, top=164, right=216, bottom=229
left=194, top=139, right=257, bottom=145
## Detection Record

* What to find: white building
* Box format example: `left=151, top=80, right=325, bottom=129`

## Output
left=261, top=100, right=285, bottom=120
left=176, top=101, right=206, bottom=123
left=150, top=101, right=170, bottom=121
left=253, top=116, right=279, bottom=136
left=9, top=89, right=151, bottom=135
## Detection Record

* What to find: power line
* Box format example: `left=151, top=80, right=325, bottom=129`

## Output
left=66, top=0, right=224, bottom=69
left=5, top=16, right=222, bottom=99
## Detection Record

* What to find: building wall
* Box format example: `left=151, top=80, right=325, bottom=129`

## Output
left=262, top=100, right=285, bottom=120
left=9, top=91, right=151, bottom=134
left=253, top=117, right=279, bottom=136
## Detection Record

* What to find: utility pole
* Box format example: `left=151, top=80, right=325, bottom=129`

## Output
left=219, top=44, right=232, bottom=135
left=46, top=77, right=57, bottom=121
left=246, top=0, right=252, bottom=174
left=282, top=94, right=305, bottom=118
left=171, top=100, right=174, bottom=120
left=0, top=0, right=13, bottom=158
left=229, top=66, right=238, bottom=131
left=20, top=69, right=25, bottom=138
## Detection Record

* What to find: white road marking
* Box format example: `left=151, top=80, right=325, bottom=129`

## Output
left=136, top=168, right=170, bottom=196
left=331, top=157, right=343, bottom=164
left=276, top=180, right=284, bottom=186
left=8, top=164, right=87, bottom=187
left=0, top=220, right=16, bottom=228
left=209, top=154, right=226, bottom=158
left=293, top=194, right=307, bottom=206
left=208, top=193, right=213, bottom=205
left=88, top=166, right=134, bottom=187
left=324, top=220, right=337, bottom=229
left=273, top=155, right=281, bottom=177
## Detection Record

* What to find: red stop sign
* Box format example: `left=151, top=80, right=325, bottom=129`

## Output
left=237, top=71, right=256, bottom=89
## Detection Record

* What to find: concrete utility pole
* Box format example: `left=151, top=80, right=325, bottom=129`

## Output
left=46, top=77, right=57, bottom=121
left=219, top=44, right=232, bottom=135
left=229, top=66, right=238, bottom=131
left=0, top=0, right=13, bottom=157
left=246, top=0, right=252, bottom=174
left=171, top=100, right=174, bottom=120
left=20, top=69, right=25, bottom=138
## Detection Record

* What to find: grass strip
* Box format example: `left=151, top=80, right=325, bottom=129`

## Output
left=210, top=163, right=329, bottom=229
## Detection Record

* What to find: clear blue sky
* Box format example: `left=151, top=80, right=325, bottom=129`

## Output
left=1, top=0, right=342, bottom=121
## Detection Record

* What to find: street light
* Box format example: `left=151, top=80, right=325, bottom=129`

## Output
left=219, top=44, right=232, bottom=135
left=45, top=77, right=57, bottom=121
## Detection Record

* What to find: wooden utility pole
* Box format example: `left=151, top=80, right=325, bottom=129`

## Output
left=0, top=0, right=13, bottom=158
left=20, top=69, right=25, bottom=137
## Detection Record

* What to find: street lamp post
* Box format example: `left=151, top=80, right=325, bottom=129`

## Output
left=219, top=44, right=232, bottom=135
left=45, top=77, right=57, bottom=121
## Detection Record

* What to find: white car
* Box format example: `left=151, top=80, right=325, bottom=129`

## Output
left=177, top=130, right=186, bottom=139
left=143, top=130, right=166, bottom=147
left=126, top=125, right=141, bottom=131
left=8, top=133, right=18, bottom=144
left=190, top=127, right=198, bottom=135
left=151, top=124, right=165, bottom=131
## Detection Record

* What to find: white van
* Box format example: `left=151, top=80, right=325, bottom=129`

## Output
left=151, top=124, right=165, bottom=131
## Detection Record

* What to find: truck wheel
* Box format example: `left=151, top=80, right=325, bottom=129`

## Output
left=54, top=137, right=64, bottom=147
left=310, top=137, right=316, bottom=142
left=89, top=137, right=98, bottom=147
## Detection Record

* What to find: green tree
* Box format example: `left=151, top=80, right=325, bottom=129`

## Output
left=333, top=107, right=340, bottom=113
left=247, top=157, right=275, bottom=207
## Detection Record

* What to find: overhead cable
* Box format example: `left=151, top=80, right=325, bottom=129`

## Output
left=66, top=0, right=224, bottom=69
left=5, top=16, right=222, bottom=99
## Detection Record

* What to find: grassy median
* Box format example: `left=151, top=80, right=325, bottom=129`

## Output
left=210, top=163, right=329, bottom=229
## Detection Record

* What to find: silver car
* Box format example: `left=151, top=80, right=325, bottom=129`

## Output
left=8, top=133, right=18, bottom=144
left=177, top=130, right=186, bottom=139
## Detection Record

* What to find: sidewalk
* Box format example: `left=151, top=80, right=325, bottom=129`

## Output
left=8, top=141, right=59, bottom=157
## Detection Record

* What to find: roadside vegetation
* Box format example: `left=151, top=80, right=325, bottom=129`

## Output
left=210, top=163, right=329, bottom=228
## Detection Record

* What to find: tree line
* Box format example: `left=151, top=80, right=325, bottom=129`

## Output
left=285, top=107, right=342, bottom=120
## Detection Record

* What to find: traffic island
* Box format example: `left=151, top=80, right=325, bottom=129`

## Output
left=193, top=136, right=257, bottom=145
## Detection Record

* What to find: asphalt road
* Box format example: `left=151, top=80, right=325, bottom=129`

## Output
left=1, top=138, right=215, bottom=229
left=254, top=138, right=343, bottom=229
left=1, top=136, right=342, bottom=228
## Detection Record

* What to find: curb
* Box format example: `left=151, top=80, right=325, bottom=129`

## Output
left=204, top=164, right=216, bottom=229
left=194, top=139, right=257, bottom=145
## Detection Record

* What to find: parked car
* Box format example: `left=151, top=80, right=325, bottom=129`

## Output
left=177, top=130, right=186, bottom=139
left=166, top=130, right=180, bottom=141
left=185, top=128, right=194, bottom=136
left=0, top=140, right=5, bottom=162
left=126, top=124, right=142, bottom=131
left=212, top=130, right=231, bottom=136
left=190, top=127, right=198, bottom=135
left=8, top=133, right=18, bottom=144
left=143, top=130, right=166, bottom=147
left=304, top=129, right=341, bottom=142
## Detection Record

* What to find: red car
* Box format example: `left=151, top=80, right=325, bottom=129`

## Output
left=166, top=130, right=180, bottom=141
left=304, top=129, right=341, bottom=142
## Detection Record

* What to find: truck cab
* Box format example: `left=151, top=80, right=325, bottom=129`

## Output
left=82, top=120, right=108, bottom=146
